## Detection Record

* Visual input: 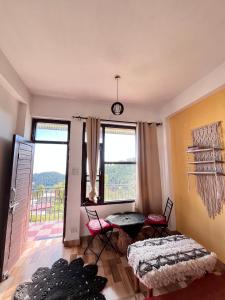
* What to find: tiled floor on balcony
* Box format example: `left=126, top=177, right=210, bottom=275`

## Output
left=28, top=221, right=63, bottom=241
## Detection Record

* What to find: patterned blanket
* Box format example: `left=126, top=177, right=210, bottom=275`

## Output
left=127, top=235, right=217, bottom=289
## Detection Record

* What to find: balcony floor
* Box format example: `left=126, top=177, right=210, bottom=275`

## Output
left=28, top=221, right=63, bottom=241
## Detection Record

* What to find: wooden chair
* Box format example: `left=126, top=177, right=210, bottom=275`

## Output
left=145, top=197, right=173, bottom=237
left=84, top=204, right=117, bottom=263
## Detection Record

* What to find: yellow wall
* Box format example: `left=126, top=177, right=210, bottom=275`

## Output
left=170, top=88, right=225, bottom=262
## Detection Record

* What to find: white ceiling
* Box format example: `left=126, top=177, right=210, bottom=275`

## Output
left=1, top=0, right=225, bottom=107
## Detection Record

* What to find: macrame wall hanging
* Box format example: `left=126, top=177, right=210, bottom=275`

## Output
left=187, top=121, right=225, bottom=218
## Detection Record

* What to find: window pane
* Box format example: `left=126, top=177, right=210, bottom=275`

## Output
left=104, top=164, right=136, bottom=201
left=35, top=122, right=68, bottom=142
left=105, top=127, right=136, bottom=162
left=33, top=144, right=67, bottom=177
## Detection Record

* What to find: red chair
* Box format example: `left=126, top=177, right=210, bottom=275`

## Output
left=145, top=198, right=173, bottom=237
left=84, top=204, right=116, bottom=263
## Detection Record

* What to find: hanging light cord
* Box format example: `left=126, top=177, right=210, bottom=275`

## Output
left=117, top=77, right=118, bottom=101
left=115, top=75, right=120, bottom=101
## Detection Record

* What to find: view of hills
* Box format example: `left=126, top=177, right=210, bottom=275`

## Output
left=32, top=172, right=65, bottom=188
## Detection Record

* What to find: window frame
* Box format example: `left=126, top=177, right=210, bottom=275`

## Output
left=31, top=118, right=70, bottom=144
left=81, top=123, right=136, bottom=206
left=31, top=118, right=71, bottom=241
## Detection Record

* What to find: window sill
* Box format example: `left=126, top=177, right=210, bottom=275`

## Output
left=81, top=199, right=135, bottom=206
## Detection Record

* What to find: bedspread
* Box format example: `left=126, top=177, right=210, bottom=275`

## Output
left=127, top=235, right=217, bottom=289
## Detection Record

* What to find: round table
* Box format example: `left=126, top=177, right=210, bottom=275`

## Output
left=106, top=212, right=145, bottom=254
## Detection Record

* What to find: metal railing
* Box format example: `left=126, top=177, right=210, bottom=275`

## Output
left=104, top=183, right=136, bottom=201
left=86, top=182, right=136, bottom=201
left=30, top=188, right=65, bottom=223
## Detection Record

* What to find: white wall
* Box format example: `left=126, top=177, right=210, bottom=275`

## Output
left=161, top=61, right=225, bottom=118
left=0, top=49, right=30, bottom=103
left=31, top=95, right=163, bottom=241
left=16, top=102, right=32, bottom=139
left=0, top=86, right=18, bottom=192
left=0, top=51, right=32, bottom=276
left=0, top=85, right=19, bottom=251
left=0, top=47, right=31, bottom=140
left=0, top=85, right=31, bottom=228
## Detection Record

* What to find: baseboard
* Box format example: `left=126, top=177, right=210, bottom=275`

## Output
left=64, top=239, right=80, bottom=247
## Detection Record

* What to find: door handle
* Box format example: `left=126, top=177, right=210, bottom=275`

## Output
left=9, top=187, right=19, bottom=213
left=9, top=202, right=19, bottom=211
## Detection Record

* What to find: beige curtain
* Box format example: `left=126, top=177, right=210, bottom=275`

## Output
left=136, top=122, right=162, bottom=215
left=86, top=117, right=100, bottom=202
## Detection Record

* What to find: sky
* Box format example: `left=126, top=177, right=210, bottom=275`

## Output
left=33, top=126, right=136, bottom=175
left=33, top=144, right=67, bottom=174
left=33, top=126, right=68, bottom=174
left=105, top=132, right=136, bottom=162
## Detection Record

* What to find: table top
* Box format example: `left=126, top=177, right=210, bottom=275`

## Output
left=106, top=212, right=145, bottom=227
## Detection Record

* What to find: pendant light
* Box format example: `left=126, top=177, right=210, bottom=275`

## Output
left=111, top=75, right=124, bottom=115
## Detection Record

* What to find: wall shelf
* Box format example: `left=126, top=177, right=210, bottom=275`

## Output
left=188, top=171, right=225, bottom=176
left=188, top=160, right=224, bottom=164
left=187, top=147, right=224, bottom=153
left=187, top=122, right=225, bottom=218
left=187, top=145, right=225, bottom=177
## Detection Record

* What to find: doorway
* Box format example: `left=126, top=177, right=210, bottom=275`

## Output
left=29, top=119, right=70, bottom=242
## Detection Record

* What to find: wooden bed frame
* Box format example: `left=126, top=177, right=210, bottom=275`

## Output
left=134, top=275, right=153, bottom=297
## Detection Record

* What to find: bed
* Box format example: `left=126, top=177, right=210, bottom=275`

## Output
left=127, top=235, right=217, bottom=297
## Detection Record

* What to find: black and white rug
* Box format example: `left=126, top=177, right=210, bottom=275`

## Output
left=14, top=258, right=107, bottom=300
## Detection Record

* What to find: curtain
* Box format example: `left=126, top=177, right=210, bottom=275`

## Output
left=86, top=117, right=100, bottom=202
left=136, top=122, right=162, bottom=215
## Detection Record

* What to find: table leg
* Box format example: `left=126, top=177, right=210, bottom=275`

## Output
left=134, top=275, right=140, bottom=293
left=117, top=228, right=132, bottom=254
left=147, top=288, right=153, bottom=297
left=134, top=275, right=153, bottom=297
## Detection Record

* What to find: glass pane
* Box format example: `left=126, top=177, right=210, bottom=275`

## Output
left=33, top=144, right=67, bottom=179
left=104, top=164, right=136, bottom=201
left=35, top=122, right=68, bottom=142
left=105, top=127, right=136, bottom=162
left=31, top=143, right=67, bottom=224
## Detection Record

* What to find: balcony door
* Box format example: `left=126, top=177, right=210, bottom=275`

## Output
left=30, top=119, right=70, bottom=242
left=1, top=135, right=34, bottom=280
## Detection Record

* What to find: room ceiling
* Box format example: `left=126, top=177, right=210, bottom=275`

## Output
left=1, top=0, right=225, bottom=107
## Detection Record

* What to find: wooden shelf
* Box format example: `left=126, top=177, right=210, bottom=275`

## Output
left=187, top=147, right=224, bottom=153
left=187, top=145, right=224, bottom=176
left=188, top=171, right=225, bottom=176
left=188, top=160, right=224, bottom=164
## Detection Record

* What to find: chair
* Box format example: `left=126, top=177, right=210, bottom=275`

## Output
left=83, top=204, right=116, bottom=263
left=145, top=197, right=173, bottom=237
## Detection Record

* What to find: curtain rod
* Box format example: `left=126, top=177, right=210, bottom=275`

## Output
left=72, top=116, right=162, bottom=126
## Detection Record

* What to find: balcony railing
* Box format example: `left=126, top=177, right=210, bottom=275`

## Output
left=86, top=182, right=136, bottom=201
left=104, top=183, right=136, bottom=201
left=30, top=188, right=64, bottom=223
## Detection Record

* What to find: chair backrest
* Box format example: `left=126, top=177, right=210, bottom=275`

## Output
left=83, top=203, right=103, bottom=231
left=163, top=197, right=173, bottom=223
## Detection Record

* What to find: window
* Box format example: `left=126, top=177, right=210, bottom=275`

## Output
left=81, top=124, right=136, bottom=205
left=32, top=120, right=69, bottom=143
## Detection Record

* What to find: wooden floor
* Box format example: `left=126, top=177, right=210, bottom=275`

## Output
left=1, top=234, right=225, bottom=300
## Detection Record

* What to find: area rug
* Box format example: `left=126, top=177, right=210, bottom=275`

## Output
left=145, top=273, right=225, bottom=300
left=14, top=257, right=107, bottom=300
